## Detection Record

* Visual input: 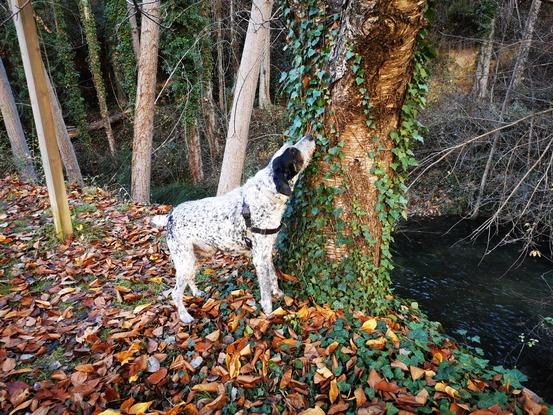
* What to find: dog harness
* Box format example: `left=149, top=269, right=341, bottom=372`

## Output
left=241, top=201, right=282, bottom=249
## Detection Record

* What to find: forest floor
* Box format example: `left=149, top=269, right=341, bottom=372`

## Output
left=0, top=176, right=550, bottom=415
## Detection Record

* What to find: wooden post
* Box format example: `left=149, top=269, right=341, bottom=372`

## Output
left=10, top=0, right=72, bottom=239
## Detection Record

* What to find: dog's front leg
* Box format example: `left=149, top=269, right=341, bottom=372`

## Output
left=251, top=243, right=273, bottom=316
left=267, top=255, right=284, bottom=298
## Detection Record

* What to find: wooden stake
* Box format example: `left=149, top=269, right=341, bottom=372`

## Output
left=10, top=0, right=72, bottom=239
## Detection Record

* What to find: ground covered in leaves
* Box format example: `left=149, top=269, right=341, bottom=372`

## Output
left=0, top=176, right=550, bottom=415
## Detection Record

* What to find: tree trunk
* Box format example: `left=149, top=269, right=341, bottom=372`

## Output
left=217, top=0, right=274, bottom=195
left=131, top=0, right=160, bottom=204
left=186, top=120, right=204, bottom=184
left=79, top=0, right=116, bottom=156
left=127, top=0, right=141, bottom=62
left=506, top=0, right=541, bottom=95
left=0, top=57, right=37, bottom=182
left=472, top=17, right=495, bottom=101
left=323, top=1, right=426, bottom=263
left=471, top=0, right=541, bottom=218
left=202, top=72, right=219, bottom=165
left=51, top=0, right=89, bottom=142
left=229, top=0, right=239, bottom=74
left=258, top=22, right=271, bottom=108
left=46, top=72, right=84, bottom=187
left=279, top=0, right=428, bottom=310
left=214, top=0, right=226, bottom=113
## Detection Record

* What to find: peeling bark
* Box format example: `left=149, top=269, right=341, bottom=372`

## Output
left=320, top=0, right=427, bottom=264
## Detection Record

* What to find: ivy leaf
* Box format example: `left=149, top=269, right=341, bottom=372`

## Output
left=501, top=368, right=527, bottom=389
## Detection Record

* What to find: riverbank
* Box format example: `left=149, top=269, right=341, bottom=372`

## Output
left=0, top=176, right=549, bottom=414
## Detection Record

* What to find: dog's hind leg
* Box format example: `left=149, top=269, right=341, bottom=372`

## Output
left=169, top=243, right=197, bottom=323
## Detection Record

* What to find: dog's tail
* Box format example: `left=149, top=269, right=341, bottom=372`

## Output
left=151, top=214, right=169, bottom=227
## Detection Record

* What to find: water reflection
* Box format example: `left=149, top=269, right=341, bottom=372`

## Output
left=392, top=217, right=553, bottom=400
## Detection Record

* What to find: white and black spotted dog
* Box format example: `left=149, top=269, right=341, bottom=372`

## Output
left=152, top=134, right=316, bottom=323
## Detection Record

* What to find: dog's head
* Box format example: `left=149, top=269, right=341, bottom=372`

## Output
left=270, top=134, right=316, bottom=196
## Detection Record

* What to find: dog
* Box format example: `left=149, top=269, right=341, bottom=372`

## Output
left=152, top=134, right=316, bottom=323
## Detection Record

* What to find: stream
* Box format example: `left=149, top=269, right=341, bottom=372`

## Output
left=392, top=217, right=553, bottom=401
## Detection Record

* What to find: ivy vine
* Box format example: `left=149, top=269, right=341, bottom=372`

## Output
left=277, top=0, right=434, bottom=314
left=105, top=0, right=138, bottom=107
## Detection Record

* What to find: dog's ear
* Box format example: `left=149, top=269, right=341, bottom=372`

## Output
left=272, top=147, right=303, bottom=196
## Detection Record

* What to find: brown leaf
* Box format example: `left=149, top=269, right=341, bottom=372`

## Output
left=2, top=357, right=16, bottom=372
left=192, top=382, right=221, bottom=393
left=280, top=368, right=293, bottom=389
left=205, top=329, right=220, bottom=342
left=368, top=369, right=382, bottom=389
left=409, top=366, right=425, bottom=381
left=354, top=386, right=367, bottom=407
left=300, top=408, right=326, bottom=415
left=327, top=400, right=349, bottom=415
left=415, top=388, right=429, bottom=405
left=146, top=367, right=167, bottom=385
left=74, top=363, right=95, bottom=373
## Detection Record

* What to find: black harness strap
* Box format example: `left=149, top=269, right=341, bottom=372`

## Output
left=241, top=202, right=282, bottom=249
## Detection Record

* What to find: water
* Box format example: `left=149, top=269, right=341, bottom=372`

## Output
left=392, top=217, right=553, bottom=401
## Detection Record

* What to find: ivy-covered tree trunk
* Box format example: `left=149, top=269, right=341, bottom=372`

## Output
left=200, top=3, right=220, bottom=164
left=186, top=120, right=204, bottom=184
left=79, top=0, right=116, bottom=155
left=201, top=71, right=219, bottom=165
left=279, top=0, right=429, bottom=311
left=51, top=0, right=89, bottom=143
left=131, top=0, right=160, bottom=204
left=105, top=0, right=138, bottom=107
left=0, top=57, right=37, bottom=182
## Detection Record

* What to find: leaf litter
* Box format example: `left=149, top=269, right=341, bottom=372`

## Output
left=0, top=176, right=550, bottom=415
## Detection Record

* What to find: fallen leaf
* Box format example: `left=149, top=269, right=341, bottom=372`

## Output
left=127, top=401, right=153, bottom=414
left=146, top=367, right=167, bottom=385
left=409, top=365, right=425, bottom=380
left=191, top=382, right=221, bottom=393
left=435, top=382, right=459, bottom=398
left=360, top=318, right=377, bottom=333
left=329, top=379, right=339, bottom=403
left=299, top=408, right=326, bottom=415
left=133, top=302, right=151, bottom=314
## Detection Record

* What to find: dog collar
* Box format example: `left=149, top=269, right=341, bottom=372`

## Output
left=241, top=202, right=282, bottom=249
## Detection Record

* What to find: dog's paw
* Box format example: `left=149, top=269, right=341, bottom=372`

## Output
left=192, top=289, right=206, bottom=297
left=261, top=301, right=273, bottom=317
left=272, top=288, right=284, bottom=298
left=179, top=312, right=195, bottom=324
